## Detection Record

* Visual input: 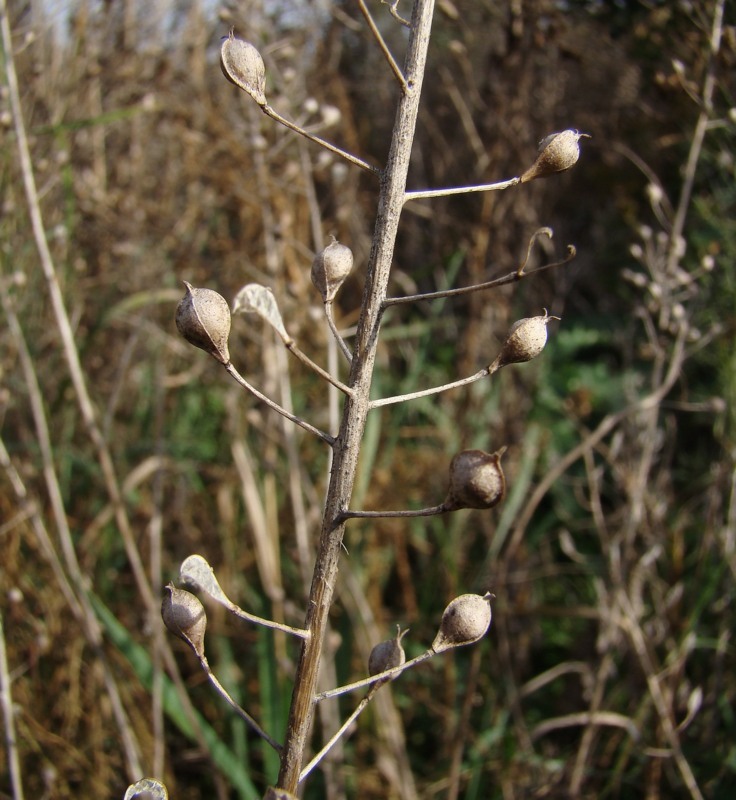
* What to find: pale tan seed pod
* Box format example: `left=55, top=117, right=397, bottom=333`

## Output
left=176, top=281, right=231, bottom=365
left=521, top=129, right=591, bottom=183
left=161, top=584, right=207, bottom=659
left=368, top=625, right=408, bottom=683
left=311, top=237, right=354, bottom=303
left=220, top=33, right=267, bottom=106
left=445, top=448, right=506, bottom=510
left=431, top=593, right=493, bottom=653
left=489, top=309, right=559, bottom=371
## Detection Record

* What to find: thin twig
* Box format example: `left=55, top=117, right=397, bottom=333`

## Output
left=369, top=368, right=491, bottom=409
left=382, top=247, right=576, bottom=308
left=324, top=302, right=354, bottom=363
left=299, top=686, right=379, bottom=783
left=224, top=362, right=335, bottom=445
left=358, top=0, right=408, bottom=90
left=0, top=612, right=24, bottom=800
left=200, top=656, right=282, bottom=753
left=340, top=503, right=447, bottom=521
left=404, top=175, right=520, bottom=202
left=263, top=103, right=380, bottom=176
left=286, top=341, right=353, bottom=395
left=382, top=0, right=410, bottom=27
left=316, top=650, right=435, bottom=702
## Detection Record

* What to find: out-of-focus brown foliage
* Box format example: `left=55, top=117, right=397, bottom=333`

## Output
left=1, top=0, right=733, bottom=798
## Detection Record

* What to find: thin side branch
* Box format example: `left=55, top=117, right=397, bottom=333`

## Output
left=404, top=175, right=520, bottom=202
left=369, top=368, right=491, bottom=409
left=299, top=687, right=379, bottom=783
left=200, top=655, right=282, bottom=753
left=340, top=503, right=447, bottom=521
left=286, top=341, right=353, bottom=395
left=383, top=246, right=576, bottom=309
left=358, top=0, right=407, bottom=90
left=225, top=363, right=335, bottom=445
left=316, top=650, right=435, bottom=702
left=324, top=302, right=353, bottom=363
left=263, top=104, right=380, bottom=176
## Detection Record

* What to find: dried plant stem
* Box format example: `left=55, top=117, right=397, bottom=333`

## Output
left=217, top=597, right=309, bottom=639
left=262, top=104, right=380, bottom=176
left=324, top=302, right=353, bottom=363
left=299, top=686, right=379, bottom=783
left=369, top=367, right=492, bottom=408
left=1, top=0, right=158, bottom=625
left=382, top=246, right=576, bottom=309
left=341, top=503, right=448, bottom=520
left=199, top=656, right=282, bottom=752
left=0, top=612, right=24, bottom=800
left=358, top=0, right=407, bottom=90
left=316, top=650, right=435, bottom=702
left=272, top=3, right=437, bottom=793
left=224, top=362, right=334, bottom=445
left=285, top=340, right=352, bottom=395
left=404, top=175, right=520, bottom=202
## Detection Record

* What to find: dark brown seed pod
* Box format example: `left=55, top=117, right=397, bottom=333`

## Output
left=431, top=593, right=493, bottom=653
left=161, top=584, right=207, bottom=659
left=220, top=33, right=267, bottom=106
left=445, top=448, right=506, bottom=510
left=311, top=237, right=354, bottom=303
left=521, top=129, right=591, bottom=183
left=489, top=309, right=559, bottom=371
left=175, top=281, right=231, bottom=365
left=368, top=625, right=408, bottom=683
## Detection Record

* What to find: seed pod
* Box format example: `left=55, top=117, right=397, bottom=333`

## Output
left=489, top=310, right=559, bottom=371
left=431, top=593, right=493, bottom=653
left=220, top=33, right=267, bottom=106
left=311, top=237, right=354, bottom=303
left=446, top=448, right=506, bottom=510
left=521, top=129, right=590, bottom=183
left=368, top=625, right=408, bottom=683
left=162, top=584, right=207, bottom=659
left=176, top=281, right=231, bottom=365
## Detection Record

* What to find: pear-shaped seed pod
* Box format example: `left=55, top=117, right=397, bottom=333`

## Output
left=490, top=310, right=559, bottom=371
left=521, top=129, right=590, bottom=183
left=162, top=584, right=207, bottom=659
left=311, top=237, right=354, bottom=303
left=368, top=625, right=408, bottom=682
left=446, top=448, right=506, bottom=510
left=431, top=593, right=493, bottom=653
left=220, top=33, right=267, bottom=106
left=176, top=281, right=231, bottom=365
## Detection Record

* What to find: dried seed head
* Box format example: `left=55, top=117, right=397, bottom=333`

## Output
left=176, top=281, right=231, bottom=365
left=161, top=584, right=207, bottom=659
left=490, top=309, right=559, bottom=371
left=220, top=33, right=267, bottom=106
left=311, top=237, right=354, bottom=303
left=521, top=129, right=591, bottom=183
left=446, top=448, right=507, bottom=510
left=368, top=625, right=408, bottom=683
left=431, top=593, right=493, bottom=653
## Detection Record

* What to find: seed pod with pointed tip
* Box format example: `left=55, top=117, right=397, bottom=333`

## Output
left=446, top=448, right=506, bottom=510
left=311, top=237, right=354, bottom=303
left=521, top=129, right=590, bottom=183
left=162, top=584, right=207, bottom=660
left=431, top=593, right=493, bottom=653
left=220, top=33, right=267, bottom=106
left=489, top=310, right=559, bottom=371
left=176, top=281, right=231, bottom=365
left=368, top=625, right=408, bottom=683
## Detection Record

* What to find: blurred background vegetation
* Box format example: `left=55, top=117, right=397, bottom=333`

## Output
left=1, top=0, right=734, bottom=798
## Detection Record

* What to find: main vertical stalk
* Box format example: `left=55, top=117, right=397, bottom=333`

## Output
left=272, top=1, right=436, bottom=794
